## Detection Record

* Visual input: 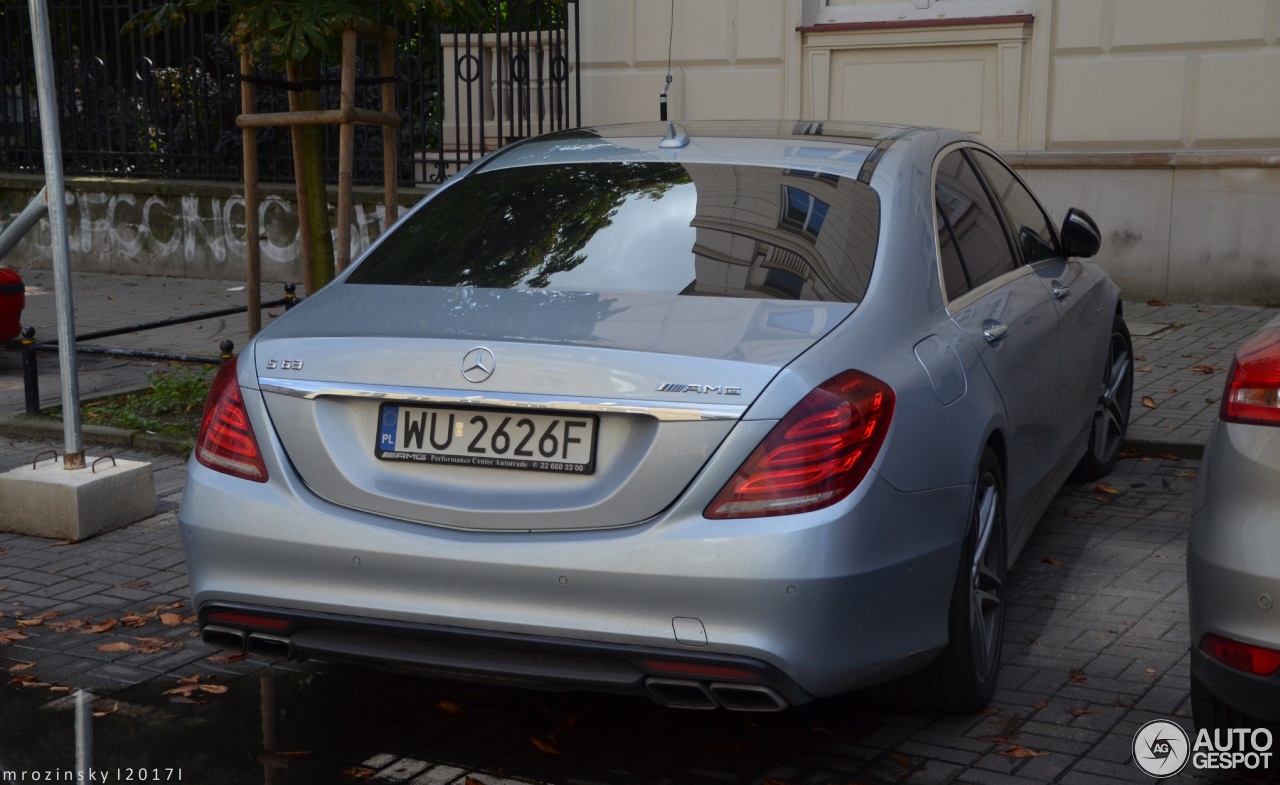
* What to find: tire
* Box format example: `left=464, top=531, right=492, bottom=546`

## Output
left=1071, top=314, right=1133, bottom=482
left=876, top=448, right=1007, bottom=713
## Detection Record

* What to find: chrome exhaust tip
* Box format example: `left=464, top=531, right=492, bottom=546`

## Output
left=645, top=678, right=718, bottom=710
left=708, top=683, right=787, bottom=712
left=201, top=625, right=247, bottom=653
left=245, top=632, right=294, bottom=661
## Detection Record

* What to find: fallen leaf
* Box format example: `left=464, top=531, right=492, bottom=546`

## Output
left=119, top=613, right=149, bottom=628
left=48, top=685, right=70, bottom=692
left=150, top=602, right=184, bottom=611
left=1094, top=484, right=1120, bottom=495
left=1031, top=700, right=1048, bottom=710
left=96, top=642, right=136, bottom=653
left=199, top=683, right=228, bottom=694
left=159, top=613, right=184, bottom=627
left=0, top=586, right=7, bottom=592
left=1157, top=453, right=1182, bottom=461
left=207, top=652, right=247, bottom=664
left=47, top=619, right=86, bottom=633
left=1142, top=396, right=1158, bottom=409
left=1139, top=456, right=1153, bottom=463
left=464, top=778, right=487, bottom=785
left=1136, top=366, right=1153, bottom=373
left=341, top=768, right=375, bottom=779
left=1119, top=447, right=1143, bottom=459
left=132, top=637, right=183, bottom=654
left=1146, top=299, right=1169, bottom=307
left=182, top=615, right=198, bottom=625
left=1145, top=668, right=1157, bottom=676
left=891, top=753, right=914, bottom=767
left=79, top=619, right=118, bottom=635
left=1041, top=557, right=1067, bottom=567
left=8, top=662, right=35, bottom=673
left=1190, top=365, right=1223, bottom=375
left=530, top=736, right=560, bottom=755
left=1176, top=471, right=1197, bottom=479
left=0, top=630, right=30, bottom=644
left=435, top=700, right=467, bottom=716
left=1172, top=323, right=1184, bottom=328
left=1069, top=708, right=1096, bottom=716
left=1068, top=668, right=1088, bottom=683
left=92, top=702, right=120, bottom=718
left=1000, top=745, right=1050, bottom=759
left=163, top=684, right=200, bottom=697
left=980, top=706, right=1001, bottom=716
left=10, top=675, right=51, bottom=688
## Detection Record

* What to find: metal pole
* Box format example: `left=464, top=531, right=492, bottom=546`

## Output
left=0, top=186, right=48, bottom=262
left=75, top=689, right=94, bottom=776
left=28, top=0, right=84, bottom=469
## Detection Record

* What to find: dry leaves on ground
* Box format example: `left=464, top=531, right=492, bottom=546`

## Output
left=999, top=745, right=1050, bottom=759
left=1142, top=396, right=1158, bottom=409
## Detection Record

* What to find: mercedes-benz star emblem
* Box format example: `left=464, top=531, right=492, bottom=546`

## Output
left=461, top=347, right=496, bottom=384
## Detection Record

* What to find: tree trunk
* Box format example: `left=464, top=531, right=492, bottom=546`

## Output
left=297, top=53, right=336, bottom=291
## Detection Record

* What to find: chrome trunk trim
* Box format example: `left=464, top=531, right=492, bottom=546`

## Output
left=258, top=378, right=748, bottom=422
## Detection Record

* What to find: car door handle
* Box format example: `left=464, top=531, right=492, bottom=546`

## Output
left=982, top=319, right=1008, bottom=345
left=1052, top=282, right=1071, bottom=300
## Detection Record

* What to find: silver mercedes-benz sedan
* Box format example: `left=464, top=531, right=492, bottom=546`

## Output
left=185, top=121, right=1131, bottom=712
left=1189, top=317, right=1280, bottom=729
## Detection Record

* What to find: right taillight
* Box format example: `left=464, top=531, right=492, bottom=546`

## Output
left=1220, top=324, right=1280, bottom=426
left=195, top=357, right=269, bottom=482
left=705, top=370, right=895, bottom=519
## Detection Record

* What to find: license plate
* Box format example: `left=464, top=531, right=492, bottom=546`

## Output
left=375, top=404, right=598, bottom=474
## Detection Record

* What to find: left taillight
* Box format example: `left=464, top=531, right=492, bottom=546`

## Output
left=1220, top=323, right=1280, bottom=427
left=705, top=370, right=894, bottom=519
left=195, top=357, right=268, bottom=483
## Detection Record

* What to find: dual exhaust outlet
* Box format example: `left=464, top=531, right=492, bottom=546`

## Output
left=645, top=678, right=787, bottom=712
left=203, top=624, right=295, bottom=662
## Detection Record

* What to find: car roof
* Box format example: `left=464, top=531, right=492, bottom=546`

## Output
left=477, top=120, right=953, bottom=183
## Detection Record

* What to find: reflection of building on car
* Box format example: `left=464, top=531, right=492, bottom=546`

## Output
left=0, top=267, right=24, bottom=341
left=181, top=121, right=1131, bottom=713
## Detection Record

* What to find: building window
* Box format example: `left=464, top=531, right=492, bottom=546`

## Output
left=780, top=186, right=830, bottom=239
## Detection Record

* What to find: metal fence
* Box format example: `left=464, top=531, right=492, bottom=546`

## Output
left=0, top=0, right=578, bottom=186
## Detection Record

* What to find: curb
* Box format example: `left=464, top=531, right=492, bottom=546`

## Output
left=0, top=415, right=192, bottom=457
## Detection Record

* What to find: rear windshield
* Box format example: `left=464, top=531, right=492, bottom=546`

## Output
left=347, top=161, right=880, bottom=303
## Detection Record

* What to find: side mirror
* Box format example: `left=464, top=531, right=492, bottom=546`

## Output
left=1061, top=208, right=1101, bottom=258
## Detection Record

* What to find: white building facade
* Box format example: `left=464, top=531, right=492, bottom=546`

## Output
left=573, top=0, right=1280, bottom=304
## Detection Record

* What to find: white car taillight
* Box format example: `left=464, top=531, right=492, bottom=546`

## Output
left=705, top=370, right=894, bottom=519
left=1221, top=324, right=1280, bottom=427
left=195, top=357, right=269, bottom=483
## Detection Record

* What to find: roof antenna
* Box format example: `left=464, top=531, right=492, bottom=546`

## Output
left=659, top=121, right=689, bottom=149
left=659, top=0, right=674, bottom=121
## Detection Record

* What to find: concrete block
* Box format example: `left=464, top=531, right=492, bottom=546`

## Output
left=0, top=457, right=156, bottom=541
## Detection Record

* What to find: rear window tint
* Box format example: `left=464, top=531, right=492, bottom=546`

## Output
left=347, top=161, right=880, bottom=303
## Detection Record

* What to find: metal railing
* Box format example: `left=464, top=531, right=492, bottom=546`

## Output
left=0, top=0, right=579, bottom=186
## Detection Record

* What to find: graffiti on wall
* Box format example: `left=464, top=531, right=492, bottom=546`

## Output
left=4, top=187, right=396, bottom=282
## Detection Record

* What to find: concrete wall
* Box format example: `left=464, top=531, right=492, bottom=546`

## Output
left=0, top=176, right=425, bottom=287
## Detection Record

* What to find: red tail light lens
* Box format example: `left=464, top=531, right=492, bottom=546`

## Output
left=1221, top=324, right=1280, bottom=426
left=195, top=357, right=268, bottom=483
left=706, top=370, right=894, bottom=519
left=1201, top=633, right=1280, bottom=677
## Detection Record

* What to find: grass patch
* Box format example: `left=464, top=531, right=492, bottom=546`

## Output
left=44, top=365, right=214, bottom=449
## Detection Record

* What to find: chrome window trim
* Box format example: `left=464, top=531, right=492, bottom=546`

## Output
left=258, top=378, right=747, bottom=422
left=932, top=141, right=1037, bottom=316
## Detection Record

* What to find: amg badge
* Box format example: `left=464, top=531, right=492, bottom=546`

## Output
left=655, top=383, right=742, bottom=395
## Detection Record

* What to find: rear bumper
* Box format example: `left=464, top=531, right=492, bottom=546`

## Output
left=179, top=421, right=974, bottom=701
left=200, top=601, right=808, bottom=710
left=1190, top=647, right=1280, bottom=723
